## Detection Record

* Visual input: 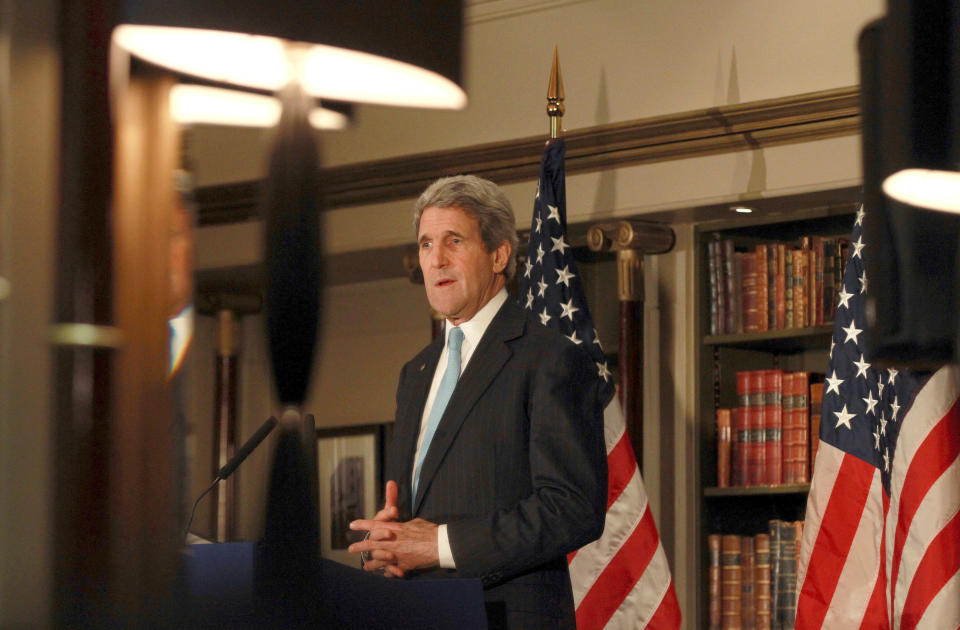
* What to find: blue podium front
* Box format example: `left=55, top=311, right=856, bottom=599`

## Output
left=181, top=542, right=488, bottom=629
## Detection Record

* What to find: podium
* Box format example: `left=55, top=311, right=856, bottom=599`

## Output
left=182, top=542, right=488, bottom=629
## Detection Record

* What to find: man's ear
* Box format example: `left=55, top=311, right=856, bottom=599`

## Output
left=491, top=241, right=511, bottom=274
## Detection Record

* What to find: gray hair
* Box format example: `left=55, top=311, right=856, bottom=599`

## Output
left=413, top=175, right=519, bottom=280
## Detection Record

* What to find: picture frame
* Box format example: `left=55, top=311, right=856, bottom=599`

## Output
left=316, top=423, right=391, bottom=566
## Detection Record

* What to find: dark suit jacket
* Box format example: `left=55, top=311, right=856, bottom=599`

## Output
left=388, top=299, right=607, bottom=628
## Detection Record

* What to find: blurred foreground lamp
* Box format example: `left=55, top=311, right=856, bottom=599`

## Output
left=169, top=84, right=350, bottom=129
left=858, top=1, right=960, bottom=366
left=872, top=0, right=960, bottom=213
left=112, top=1, right=466, bottom=407
left=113, top=1, right=467, bottom=110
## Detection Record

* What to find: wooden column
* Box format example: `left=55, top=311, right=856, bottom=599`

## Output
left=110, top=68, right=181, bottom=622
left=51, top=0, right=119, bottom=625
left=588, top=220, right=674, bottom=473
left=617, top=248, right=644, bottom=469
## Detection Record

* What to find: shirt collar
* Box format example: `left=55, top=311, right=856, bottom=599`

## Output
left=444, top=288, right=507, bottom=357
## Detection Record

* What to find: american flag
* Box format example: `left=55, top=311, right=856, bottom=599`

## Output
left=796, top=205, right=960, bottom=629
left=517, top=138, right=681, bottom=630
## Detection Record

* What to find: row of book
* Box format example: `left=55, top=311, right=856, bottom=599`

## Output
left=708, top=519, right=804, bottom=630
left=707, top=235, right=851, bottom=336
left=716, top=370, right=824, bottom=487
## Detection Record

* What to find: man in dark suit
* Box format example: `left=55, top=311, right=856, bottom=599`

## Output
left=349, top=175, right=607, bottom=629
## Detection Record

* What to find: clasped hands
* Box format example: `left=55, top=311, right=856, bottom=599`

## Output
left=348, top=480, right=439, bottom=578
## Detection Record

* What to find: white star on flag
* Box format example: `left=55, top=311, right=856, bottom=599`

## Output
left=837, top=286, right=853, bottom=310
left=852, top=235, right=866, bottom=258
left=863, top=390, right=879, bottom=415
left=560, top=298, right=580, bottom=321
left=842, top=319, right=863, bottom=344
left=834, top=404, right=856, bottom=430
left=545, top=204, right=560, bottom=223
left=555, top=265, right=575, bottom=287
left=853, top=354, right=871, bottom=378
left=825, top=370, right=844, bottom=396
left=551, top=235, right=569, bottom=254
left=597, top=361, right=611, bottom=381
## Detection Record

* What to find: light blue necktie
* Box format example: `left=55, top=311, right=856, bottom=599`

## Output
left=413, top=326, right=464, bottom=498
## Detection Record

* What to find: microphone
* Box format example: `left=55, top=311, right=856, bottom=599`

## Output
left=217, top=416, right=278, bottom=481
left=183, top=416, right=278, bottom=540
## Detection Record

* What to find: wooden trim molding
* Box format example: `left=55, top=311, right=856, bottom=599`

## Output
left=195, top=86, right=860, bottom=226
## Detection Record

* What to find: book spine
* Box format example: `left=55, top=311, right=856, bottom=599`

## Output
left=709, top=240, right=719, bottom=335
left=810, top=382, right=824, bottom=476
left=717, top=408, right=732, bottom=487
left=748, top=370, right=766, bottom=487
left=792, top=249, right=805, bottom=328
left=722, top=534, right=743, bottom=630
left=733, top=407, right=749, bottom=487
left=710, top=533, right=722, bottom=630
left=781, top=372, right=797, bottom=484
left=794, top=372, right=810, bottom=483
left=769, top=520, right=783, bottom=630
left=742, top=251, right=759, bottom=334
left=741, top=535, right=756, bottom=630
left=784, top=249, right=794, bottom=329
left=725, top=240, right=737, bottom=334
left=775, top=244, right=786, bottom=330
left=822, top=239, right=836, bottom=324
left=756, top=244, right=768, bottom=332
left=754, top=533, right=772, bottom=630
left=776, top=521, right=799, bottom=630
left=763, top=369, right=783, bottom=486
left=766, top=243, right=776, bottom=332
left=734, top=373, right=751, bottom=487
left=812, top=237, right=823, bottom=326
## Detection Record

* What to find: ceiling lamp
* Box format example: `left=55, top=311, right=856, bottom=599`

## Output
left=113, top=1, right=467, bottom=110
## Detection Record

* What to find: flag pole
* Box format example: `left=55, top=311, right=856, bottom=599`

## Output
left=547, top=46, right=564, bottom=140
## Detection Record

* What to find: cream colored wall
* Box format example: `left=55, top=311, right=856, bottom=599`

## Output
left=0, top=0, right=57, bottom=624
left=186, top=277, right=431, bottom=541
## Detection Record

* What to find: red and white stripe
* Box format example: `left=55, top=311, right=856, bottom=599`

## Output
left=568, top=400, right=681, bottom=630
left=796, top=365, right=960, bottom=630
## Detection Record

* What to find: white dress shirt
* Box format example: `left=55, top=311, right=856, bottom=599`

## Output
left=412, top=288, right=508, bottom=568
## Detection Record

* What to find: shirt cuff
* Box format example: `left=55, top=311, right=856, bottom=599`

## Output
left=437, top=523, right=456, bottom=569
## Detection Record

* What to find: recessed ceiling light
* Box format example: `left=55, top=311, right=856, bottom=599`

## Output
left=730, top=206, right=754, bottom=214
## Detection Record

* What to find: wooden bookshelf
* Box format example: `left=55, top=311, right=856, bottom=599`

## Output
left=693, top=202, right=857, bottom=629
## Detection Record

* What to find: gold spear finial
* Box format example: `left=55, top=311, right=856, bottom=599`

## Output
left=547, top=45, right=565, bottom=139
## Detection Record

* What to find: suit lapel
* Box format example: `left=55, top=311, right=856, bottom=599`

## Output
left=395, top=339, right=442, bottom=516
left=413, top=300, right=526, bottom=513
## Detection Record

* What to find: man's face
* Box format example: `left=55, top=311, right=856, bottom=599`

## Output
left=418, top=205, right=509, bottom=326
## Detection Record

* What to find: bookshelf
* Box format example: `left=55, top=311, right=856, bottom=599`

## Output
left=694, top=204, right=856, bottom=629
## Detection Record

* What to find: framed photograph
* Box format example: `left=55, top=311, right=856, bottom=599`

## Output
left=316, top=423, right=390, bottom=566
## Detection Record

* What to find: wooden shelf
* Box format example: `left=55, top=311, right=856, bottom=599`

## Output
left=703, top=483, right=810, bottom=498
left=703, top=326, right=833, bottom=352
